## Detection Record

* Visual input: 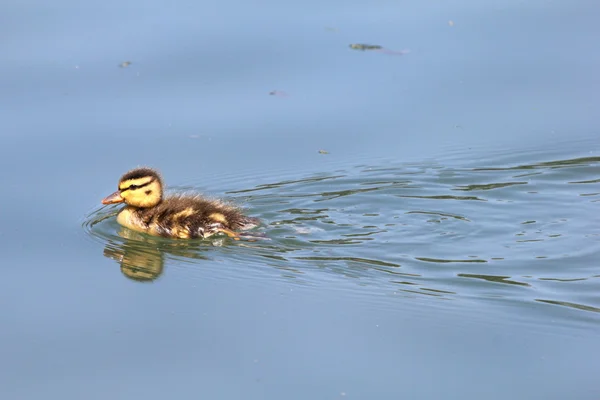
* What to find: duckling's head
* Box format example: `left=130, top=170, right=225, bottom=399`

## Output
left=102, top=167, right=164, bottom=208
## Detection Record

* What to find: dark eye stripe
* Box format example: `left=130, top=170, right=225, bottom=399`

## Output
left=121, top=178, right=155, bottom=192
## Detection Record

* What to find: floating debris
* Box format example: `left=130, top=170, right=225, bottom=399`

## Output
left=318, top=149, right=329, bottom=154
left=119, top=61, right=132, bottom=68
left=349, top=43, right=410, bottom=56
left=269, top=90, right=289, bottom=97
left=448, top=20, right=455, bottom=27
left=349, top=43, right=383, bottom=51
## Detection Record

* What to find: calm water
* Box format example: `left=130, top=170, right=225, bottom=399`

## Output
left=2, top=0, right=600, bottom=399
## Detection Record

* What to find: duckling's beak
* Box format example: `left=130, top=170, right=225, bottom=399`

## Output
left=102, top=191, right=124, bottom=205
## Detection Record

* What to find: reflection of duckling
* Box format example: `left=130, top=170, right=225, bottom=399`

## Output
left=104, top=241, right=164, bottom=282
left=102, top=167, right=259, bottom=239
left=104, top=228, right=214, bottom=282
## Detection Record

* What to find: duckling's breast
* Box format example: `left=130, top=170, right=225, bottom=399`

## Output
left=117, top=207, right=156, bottom=235
left=117, top=206, right=191, bottom=238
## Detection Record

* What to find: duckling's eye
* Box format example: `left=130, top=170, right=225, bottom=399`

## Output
left=128, top=184, right=139, bottom=190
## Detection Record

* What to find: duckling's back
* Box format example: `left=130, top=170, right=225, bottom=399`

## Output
left=135, top=194, right=258, bottom=239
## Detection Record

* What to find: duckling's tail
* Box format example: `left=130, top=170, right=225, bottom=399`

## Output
left=239, top=216, right=260, bottom=231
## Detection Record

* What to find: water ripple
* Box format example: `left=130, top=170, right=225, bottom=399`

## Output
left=84, top=153, right=600, bottom=319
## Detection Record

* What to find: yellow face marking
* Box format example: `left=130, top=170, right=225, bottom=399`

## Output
left=119, top=177, right=154, bottom=191
left=119, top=180, right=162, bottom=208
left=209, top=213, right=227, bottom=223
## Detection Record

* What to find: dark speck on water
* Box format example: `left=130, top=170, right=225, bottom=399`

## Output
left=269, top=90, right=288, bottom=97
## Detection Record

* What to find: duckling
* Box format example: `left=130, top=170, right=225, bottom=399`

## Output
left=102, top=167, right=259, bottom=240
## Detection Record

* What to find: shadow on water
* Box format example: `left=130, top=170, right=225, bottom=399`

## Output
left=84, top=154, right=600, bottom=316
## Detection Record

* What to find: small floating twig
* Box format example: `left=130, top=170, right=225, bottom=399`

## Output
left=349, top=43, right=410, bottom=56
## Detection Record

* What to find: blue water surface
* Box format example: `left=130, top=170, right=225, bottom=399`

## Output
left=1, top=0, right=599, bottom=399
